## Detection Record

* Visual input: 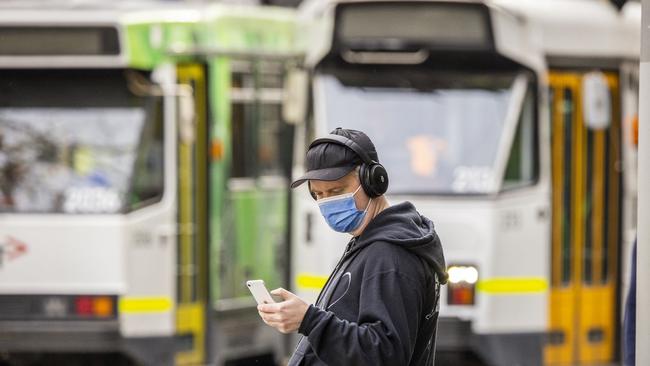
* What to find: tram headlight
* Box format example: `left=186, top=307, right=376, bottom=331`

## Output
left=447, top=265, right=479, bottom=285
left=447, top=265, right=478, bottom=306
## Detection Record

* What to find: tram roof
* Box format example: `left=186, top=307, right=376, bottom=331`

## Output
left=0, top=1, right=295, bottom=24
left=299, top=0, right=640, bottom=67
left=492, top=0, right=641, bottom=61
left=0, top=1, right=298, bottom=69
left=298, top=0, right=547, bottom=71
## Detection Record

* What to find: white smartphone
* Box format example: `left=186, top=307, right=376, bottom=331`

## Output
left=246, top=280, right=275, bottom=305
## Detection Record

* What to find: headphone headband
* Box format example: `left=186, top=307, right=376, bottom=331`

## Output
left=309, top=134, right=377, bottom=166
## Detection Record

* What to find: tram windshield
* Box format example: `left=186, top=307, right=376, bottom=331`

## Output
left=0, top=70, right=163, bottom=214
left=315, top=71, right=520, bottom=194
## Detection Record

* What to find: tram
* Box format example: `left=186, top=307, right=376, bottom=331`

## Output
left=289, top=0, right=640, bottom=365
left=0, top=2, right=299, bottom=365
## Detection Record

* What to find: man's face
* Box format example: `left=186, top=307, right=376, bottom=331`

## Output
left=309, top=170, right=370, bottom=210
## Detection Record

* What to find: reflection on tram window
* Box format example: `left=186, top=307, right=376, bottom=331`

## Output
left=316, top=72, right=521, bottom=194
left=0, top=108, right=146, bottom=214
left=0, top=69, right=164, bottom=214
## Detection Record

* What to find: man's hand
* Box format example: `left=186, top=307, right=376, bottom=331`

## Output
left=257, top=288, right=309, bottom=334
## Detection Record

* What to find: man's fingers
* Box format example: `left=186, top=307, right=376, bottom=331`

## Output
left=270, top=287, right=293, bottom=300
left=258, top=302, right=281, bottom=313
left=258, top=308, right=287, bottom=321
left=259, top=312, right=273, bottom=322
left=259, top=312, right=284, bottom=324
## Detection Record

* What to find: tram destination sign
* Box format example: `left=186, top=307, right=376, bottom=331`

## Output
left=0, top=26, right=120, bottom=56
left=334, top=2, right=493, bottom=52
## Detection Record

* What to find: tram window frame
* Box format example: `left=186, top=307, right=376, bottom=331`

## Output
left=501, top=83, right=540, bottom=191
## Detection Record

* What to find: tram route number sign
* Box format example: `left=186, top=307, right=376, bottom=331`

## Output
left=0, top=236, right=28, bottom=269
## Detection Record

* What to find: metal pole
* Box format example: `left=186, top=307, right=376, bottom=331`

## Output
left=637, top=2, right=650, bottom=365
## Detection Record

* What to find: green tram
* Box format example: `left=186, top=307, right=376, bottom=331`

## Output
left=0, top=2, right=299, bottom=365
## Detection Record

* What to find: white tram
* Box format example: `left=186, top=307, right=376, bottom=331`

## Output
left=289, top=1, right=640, bottom=365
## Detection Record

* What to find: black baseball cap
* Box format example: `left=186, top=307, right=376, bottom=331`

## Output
left=291, top=128, right=379, bottom=188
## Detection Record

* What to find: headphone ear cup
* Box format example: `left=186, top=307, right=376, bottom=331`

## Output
left=368, top=163, right=389, bottom=197
left=358, top=164, right=374, bottom=198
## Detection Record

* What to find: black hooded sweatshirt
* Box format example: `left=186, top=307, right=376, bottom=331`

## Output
left=289, top=201, right=447, bottom=366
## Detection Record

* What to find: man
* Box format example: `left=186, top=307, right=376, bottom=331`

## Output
left=257, top=128, right=448, bottom=365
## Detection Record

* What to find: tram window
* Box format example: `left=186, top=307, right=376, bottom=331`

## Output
left=336, top=3, right=491, bottom=50
left=584, top=130, right=595, bottom=284
left=128, top=97, right=164, bottom=210
left=258, top=104, right=286, bottom=177
left=231, top=102, right=291, bottom=178
left=503, top=86, right=538, bottom=189
left=561, top=88, right=574, bottom=285
left=230, top=69, right=290, bottom=179
left=231, top=101, right=256, bottom=178
left=0, top=69, right=154, bottom=214
left=317, top=71, right=517, bottom=195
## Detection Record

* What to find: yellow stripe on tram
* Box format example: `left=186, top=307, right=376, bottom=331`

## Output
left=296, top=274, right=329, bottom=290
left=119, top=297, right=173, bottom=314
left=296, top=274, right=549, bottom=294
left=477, top=277, right=549, bottom=294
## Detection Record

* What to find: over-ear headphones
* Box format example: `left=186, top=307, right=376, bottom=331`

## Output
left=308, top=134, right=389, bottom=199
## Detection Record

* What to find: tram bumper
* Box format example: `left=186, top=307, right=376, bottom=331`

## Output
left=0, top=320, right=175, bottom=365
left=437, top=317, right=544, bottom=366
left=0, top=320, right=121, bottom=353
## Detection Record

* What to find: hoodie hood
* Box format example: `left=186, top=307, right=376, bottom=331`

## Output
left=351, top=201, right=448, bottom=284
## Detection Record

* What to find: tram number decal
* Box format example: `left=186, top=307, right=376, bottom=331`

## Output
left=452, top=166, right=493, bottom=193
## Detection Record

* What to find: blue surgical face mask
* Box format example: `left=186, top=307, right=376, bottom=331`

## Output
left=317, top=185, right=372, bottom=233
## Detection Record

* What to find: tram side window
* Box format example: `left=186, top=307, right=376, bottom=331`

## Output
left=503, top=86, right=538, bottom=189
left=230, top=70, right=291, bottom=179
left=259, top=104, right=291, bottom=177
left=128, top=96, right=165, bottom=210
left=231, top=102, right=256, bottom=178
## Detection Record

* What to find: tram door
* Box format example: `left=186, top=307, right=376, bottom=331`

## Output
left=175, top=64, right=210, bottom=365
left=545, top=72, right=622, bottom=365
